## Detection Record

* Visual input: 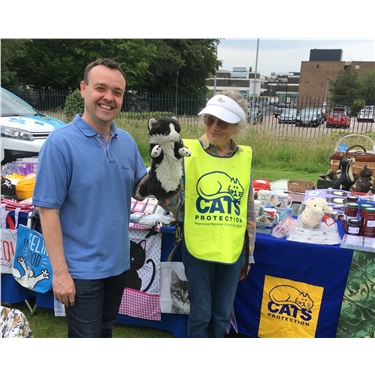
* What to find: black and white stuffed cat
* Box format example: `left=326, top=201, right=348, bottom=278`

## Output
left=138, top=117, right=191, bottom=199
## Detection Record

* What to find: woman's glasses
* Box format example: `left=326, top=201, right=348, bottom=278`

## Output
left=204, top=115, right=231, bottom=129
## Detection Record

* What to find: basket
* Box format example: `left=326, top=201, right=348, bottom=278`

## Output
left=329, top=134, right=375, bottom=178
left=287, top=180, right=316, bottom=193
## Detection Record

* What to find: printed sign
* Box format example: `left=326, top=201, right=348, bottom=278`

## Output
left=258, top=275, right=324, bottom=338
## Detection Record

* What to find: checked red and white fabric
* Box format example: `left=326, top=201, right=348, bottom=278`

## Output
left=119, top=229, right=162, bottom=321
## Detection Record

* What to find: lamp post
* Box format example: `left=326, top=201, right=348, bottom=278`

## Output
left=249, top=38, right=260, bottom=126
left=324, top=78, right=329, bottom=105
left=213, top=42, right=218, bottom=95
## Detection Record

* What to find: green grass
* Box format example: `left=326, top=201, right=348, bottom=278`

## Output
left=4, top=301, right=175, bottom=338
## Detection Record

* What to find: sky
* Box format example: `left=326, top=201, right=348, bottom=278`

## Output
left=217, top=38, right=375, bottom=76
left=2, top=2, right=374, bottom=80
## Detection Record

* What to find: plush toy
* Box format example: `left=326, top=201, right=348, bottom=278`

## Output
left=332, top=156, right=355, bottom=191
left=350, top=164, right=373, bottom=193
left=138, top=117, right=191, bottom=200
left=298, top=198, right=332, bottom=229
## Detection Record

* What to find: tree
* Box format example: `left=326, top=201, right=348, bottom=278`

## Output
left=1, top=39, right=29, bottom=87
left=145, top=39, right=220, bottom=94
left=358, top=69, right=375, bottom=103
left=329, top=65, right=360, bottom=103
left=2, top=39, right=220, bottom=95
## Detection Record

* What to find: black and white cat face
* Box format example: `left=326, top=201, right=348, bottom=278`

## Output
left=148, top=117, right=181, bottom=145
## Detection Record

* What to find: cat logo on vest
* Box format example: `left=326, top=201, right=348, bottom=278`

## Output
left=194, top=171, right=244, bottom=226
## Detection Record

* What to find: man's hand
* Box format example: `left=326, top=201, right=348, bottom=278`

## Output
left=53, top=272, right=76, bottom=308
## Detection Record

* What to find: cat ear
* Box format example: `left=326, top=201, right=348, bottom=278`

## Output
left=148, top=117, right=157, bottom=130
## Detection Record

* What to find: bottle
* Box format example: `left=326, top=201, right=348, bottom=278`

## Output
left=363, top=207, right=375, bottom=238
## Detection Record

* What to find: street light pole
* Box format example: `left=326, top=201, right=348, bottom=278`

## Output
left=249, top=39, right=260, bottom=126
left=324, top=78, right=329, bottom=104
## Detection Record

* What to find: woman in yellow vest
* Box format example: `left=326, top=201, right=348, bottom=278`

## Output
left=156, top=91, right=256, bottom=337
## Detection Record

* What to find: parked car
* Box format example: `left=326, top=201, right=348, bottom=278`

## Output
left=1, top=87, right=66, bottom=164
left=295, top=108, right=324, bottom=127
left=357, top=108, right=375, bottom=122
left=278, top=108, right=298, bottom=124
left=248, top=107, right=263, bottom=124
left=273, top=103, right=289, bottom=118
left=326, top=110, right=351, bottom=128
left=332, top=104, right=351, bottom=118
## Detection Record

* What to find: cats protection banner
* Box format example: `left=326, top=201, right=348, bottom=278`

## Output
left=119, top=228, right=162, bottom=321
left=233, top=234, right=353, bottom=338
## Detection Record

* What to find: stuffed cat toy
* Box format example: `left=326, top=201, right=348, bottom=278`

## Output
left=138, top=117, right=191, bottom=199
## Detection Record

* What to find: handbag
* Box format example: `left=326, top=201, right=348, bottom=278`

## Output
left=1, top=204, right=20, bottom=274
left=329, top=134, right=375, bottom=178
left=12, top=210, right=53, bottom=294
left=160, top=223, right=190, bottom=315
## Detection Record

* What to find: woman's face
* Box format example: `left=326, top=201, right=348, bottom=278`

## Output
left=204, top=115, right=239, bottom=146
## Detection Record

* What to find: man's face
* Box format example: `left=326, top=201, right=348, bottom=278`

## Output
left=80, top=64, right=126, bottom=129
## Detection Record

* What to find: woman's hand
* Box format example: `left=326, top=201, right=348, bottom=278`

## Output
left=239, top=264, right=251, bottom=281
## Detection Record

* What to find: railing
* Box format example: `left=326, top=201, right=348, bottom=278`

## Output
left=8, top=88, right=375, bottom=138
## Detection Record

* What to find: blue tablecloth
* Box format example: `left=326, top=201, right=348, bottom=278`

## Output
left=1, top=219, right=355, bottom=338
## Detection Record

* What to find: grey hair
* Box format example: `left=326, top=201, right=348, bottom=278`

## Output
left=204, top=90, right=249, bottom=131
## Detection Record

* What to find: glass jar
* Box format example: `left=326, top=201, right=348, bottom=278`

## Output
left=359, top=204, right=373, bottom=235
left=346, top=195, right=359, bottom=204
left=345, top=203, right=359, bottom=221
left=346, top=218, right=361, bottom=235
left=363, top=207, right=375, bottom=238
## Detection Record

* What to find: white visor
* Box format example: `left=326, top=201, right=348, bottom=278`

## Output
left=198, top=94, right=246, bottom=123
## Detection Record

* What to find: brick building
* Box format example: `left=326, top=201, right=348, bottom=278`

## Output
left=298, top=60, right=375, bottom=101
left=206, top=49, right=374, bottom=102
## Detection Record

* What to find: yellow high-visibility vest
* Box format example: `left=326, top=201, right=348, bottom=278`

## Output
left=183, top=139, right=252, bottom=263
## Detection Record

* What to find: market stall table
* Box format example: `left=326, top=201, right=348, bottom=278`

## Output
left=1, top=211, right=372, bottom=338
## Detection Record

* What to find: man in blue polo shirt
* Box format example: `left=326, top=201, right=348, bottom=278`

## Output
left=32, top=58, right=147, bottom=338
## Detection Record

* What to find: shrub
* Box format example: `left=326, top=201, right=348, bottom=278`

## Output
left=64, top=89, right=84, bottom=117
left=352, top=99, right=366, bottom=116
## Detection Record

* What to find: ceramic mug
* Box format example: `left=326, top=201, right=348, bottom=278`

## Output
left=263, top=208, right=280, bottom=224
left=271, top=192, right=293, bottom=208
left=275, top=207, right=293, bottom=221
left=254, top=200, right=264, bottom=217
left=258, top=190, right=273, bottom=206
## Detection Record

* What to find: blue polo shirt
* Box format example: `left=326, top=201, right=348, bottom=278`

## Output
left=32, top=114, right=147, bottom=279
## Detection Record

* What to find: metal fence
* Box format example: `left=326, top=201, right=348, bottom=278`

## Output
left=10, top=87, right=207, bottom=116
left=9, top=88, right=375, bottom=138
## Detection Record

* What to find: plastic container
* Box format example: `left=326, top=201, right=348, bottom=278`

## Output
left=15, top=177, right=36, bottom=200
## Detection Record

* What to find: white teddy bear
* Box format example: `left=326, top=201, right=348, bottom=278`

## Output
left=298, top=197, right=332, bottom=229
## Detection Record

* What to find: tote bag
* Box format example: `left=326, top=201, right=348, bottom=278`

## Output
left=1, top=205, right=20, bottom=274
left=119, top=228, right=162, bottom=321
left=12, top=213, right=52, bottom=294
